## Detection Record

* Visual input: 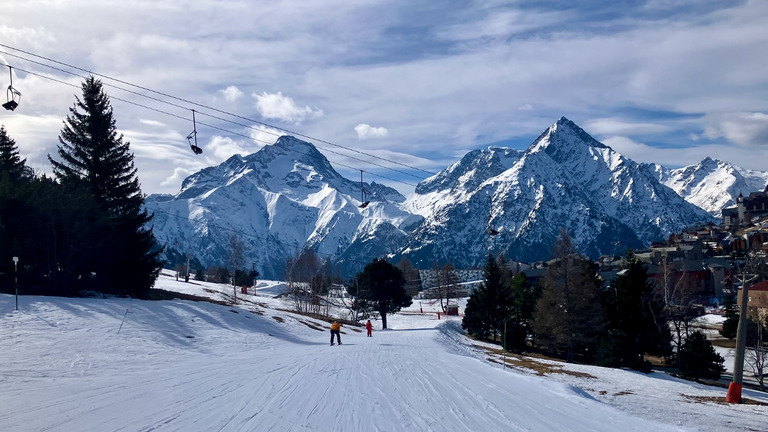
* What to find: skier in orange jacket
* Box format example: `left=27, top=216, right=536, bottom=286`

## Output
left=330, top=321, right=342, bottom=345
left=365, top=320, right=373, bottom=337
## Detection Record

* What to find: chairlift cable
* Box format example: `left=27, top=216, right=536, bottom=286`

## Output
left=0, top=44, right=437, bottom=178
left=0, top=49, right=427, bottom=181
left=7, top=65, right=419, bottom=188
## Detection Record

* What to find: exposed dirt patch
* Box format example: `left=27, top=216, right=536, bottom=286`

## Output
left=710, top=338, right=736, bottom=349
left=683, top=394, right=768, bottom=406
left=614, top=390, right=634, bottom=396
left=296, top=319, right=325, bottom=332
left=480, top=345, right=596, bottom=379
left=272, top=316, right=285, bottom=323
left=145, top=288, right=230, bottom=306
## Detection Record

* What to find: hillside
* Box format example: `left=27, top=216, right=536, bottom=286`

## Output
left=1, top=272, right=767, bottom=431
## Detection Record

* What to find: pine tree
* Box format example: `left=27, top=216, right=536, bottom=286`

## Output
left=0, top=125, right=31, bottom=182
left=719, top=293, right=739, bottom=339
left=48, top=77, right=162, bottom=296
left=600, top=252, right=671, bottom=371
left=678, top=331, right=725, bottom=381
left=532, top=229, right=605, bottom=362
left=350, top=258, right=411, bottom=329
left=462, top=254, right=515, bottom=341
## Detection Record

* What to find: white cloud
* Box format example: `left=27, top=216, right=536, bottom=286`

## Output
left=138, top=118, right=166, bottom=127
left=703, top=112, right=768, bottom=147
left=584, top=118, right=670, bottom=136
left=253, top=91, right=323, bottom=125
left=206, top=135, right=251, bottom=160
left=354, top=124, right=388, bottom=140
left=2, top=1, right=768, bottom=194
left=221, top=86, right=244, bottom=102
left=160, top=167, right=194, bottom=189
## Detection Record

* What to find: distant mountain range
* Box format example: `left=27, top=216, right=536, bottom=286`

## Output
left=145, top=117, right=768, bottom=279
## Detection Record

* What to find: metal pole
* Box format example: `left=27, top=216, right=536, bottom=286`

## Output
left=727, top=282, right=749, bottom=403
left=727, top=242, right=758, bottom=404
left=13, top=257, right=19, bottom=311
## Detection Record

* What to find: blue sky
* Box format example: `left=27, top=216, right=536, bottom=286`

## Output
left=0, top=0, right=767, bottom=196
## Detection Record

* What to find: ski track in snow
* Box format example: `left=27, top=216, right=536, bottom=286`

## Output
left=1, top=278, right=766, bottom=431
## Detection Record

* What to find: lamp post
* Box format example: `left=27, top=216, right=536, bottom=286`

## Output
left=12, top=257, right=18, bottom=310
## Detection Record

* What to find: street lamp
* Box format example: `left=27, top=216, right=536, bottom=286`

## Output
left=12, top=257, right=18, bottom=310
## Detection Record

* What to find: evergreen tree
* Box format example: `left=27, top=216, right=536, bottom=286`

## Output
left=0, top=125, right=31, bottom=182
left=600, top=252, right=671, bottom=371
left=48, top=77, right=162, bottom=296
left=349, top=258, right=411, bottom=329
left=506, top=270, right=539, bottom=350
left=532, top=229, right=605, bottom=362
left=462, top=254, right=515, bottom=341
left=678, top=330, right=725, bottom=381
left=719, top=293, right=739, bottom=340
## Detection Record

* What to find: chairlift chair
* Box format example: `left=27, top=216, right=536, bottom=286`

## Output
left=187, top=131, right=203, bottom=155
left=187, top=109, right=203, bottom=154
left=3, top=66, right=21, bottom=111
left=358, top=170, right=370, bottom=208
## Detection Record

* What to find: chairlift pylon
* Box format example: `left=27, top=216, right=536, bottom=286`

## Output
left=359, top=170, right=370, bottom=208
left=187, top=109, right=203, bottom=155
left=3, top=66, right=21, bottom=111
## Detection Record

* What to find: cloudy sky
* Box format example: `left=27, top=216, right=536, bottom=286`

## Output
left=1, top=0, right=767, bottom=196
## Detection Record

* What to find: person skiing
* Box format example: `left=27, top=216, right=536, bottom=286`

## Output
left=330, top=321, right=342, bottom=345
left=365, top=319, right=373, bottom=337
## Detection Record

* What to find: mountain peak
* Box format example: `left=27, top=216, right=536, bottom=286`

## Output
left=528, top=117, right=608, bottom=160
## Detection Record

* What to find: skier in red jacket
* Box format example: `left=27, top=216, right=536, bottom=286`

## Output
left=365, top=320, right=373, bottom=337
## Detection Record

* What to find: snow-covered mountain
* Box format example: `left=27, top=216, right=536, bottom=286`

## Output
left=397, top=117, right=712, bottom=269
left=146, top=117, right=767, bottom=278
left=644, top=157, right=768, bottom=217
left=145, top=136, right=421, bottom=279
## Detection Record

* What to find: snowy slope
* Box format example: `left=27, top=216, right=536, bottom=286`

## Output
left=2, top=274, right=767, bottom=431
left=647, top=157, right=768, bottom=217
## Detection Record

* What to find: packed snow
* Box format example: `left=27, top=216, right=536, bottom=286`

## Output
left=1, top=270, right=767, bottom=431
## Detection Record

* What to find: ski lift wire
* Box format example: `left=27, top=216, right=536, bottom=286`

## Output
left=0, top=44, right=437, bottom=178
left=0, top=49, right=428, bottom=182
left=8, top=65, right=419, bottom=188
